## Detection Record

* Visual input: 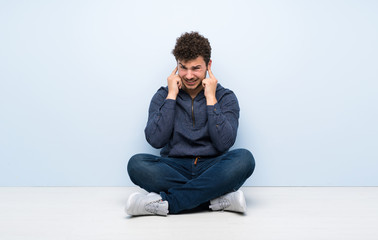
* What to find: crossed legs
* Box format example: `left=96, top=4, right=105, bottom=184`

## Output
left=127, top=149, right=255, bottom=214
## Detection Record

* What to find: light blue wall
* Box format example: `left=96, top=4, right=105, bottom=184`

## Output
left=1, top=0, right=377, bottom=186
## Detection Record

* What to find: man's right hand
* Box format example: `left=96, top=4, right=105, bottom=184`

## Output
left=166, top=66, right=182, bottom=100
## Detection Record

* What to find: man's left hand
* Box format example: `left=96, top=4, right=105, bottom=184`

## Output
left=202, top=64, right=218, bottom=106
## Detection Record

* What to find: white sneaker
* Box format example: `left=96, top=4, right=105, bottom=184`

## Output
left=125, top=192, right=169, bottom=216
left=209, top=190, right=247, bottom=213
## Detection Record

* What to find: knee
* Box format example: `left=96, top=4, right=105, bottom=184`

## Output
left=127, top=154, right=138, bottom=174
left=127, top=154, right=148, bottom=178
left=127, top=153, right=161, bottom=180
left=233, top=148, right=255, bottom=177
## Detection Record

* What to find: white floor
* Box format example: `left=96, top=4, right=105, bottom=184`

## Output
left=0, top=187, right=378, bottom=240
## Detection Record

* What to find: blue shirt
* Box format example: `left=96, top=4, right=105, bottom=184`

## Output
left=145, top=84, right=240, bottom=157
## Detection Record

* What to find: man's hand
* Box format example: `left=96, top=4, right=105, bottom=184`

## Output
left=202, top=64, right=218, bottom=105
left=166, top=66, right=182, bottom=100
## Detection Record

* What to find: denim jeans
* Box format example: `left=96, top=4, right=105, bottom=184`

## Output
left=127, top=148, right=255, bottom=214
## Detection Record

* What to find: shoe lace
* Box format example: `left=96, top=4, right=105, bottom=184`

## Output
left=145, top=200, right=164, bottom=214
left=218, top=197, right=231, bottom=210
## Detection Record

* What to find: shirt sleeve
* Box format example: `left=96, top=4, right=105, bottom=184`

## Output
left=144, top=90, right=176, bottom=149
left=207, top=92, right=240, bottom=152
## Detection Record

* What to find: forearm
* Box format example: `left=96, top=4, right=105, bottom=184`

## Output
left=145, top=99, right=176, bottom=148
left=207, top=103, right=239, bottom=152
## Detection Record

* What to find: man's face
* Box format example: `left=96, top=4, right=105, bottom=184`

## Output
left=178, top=56, right=207, bottom=92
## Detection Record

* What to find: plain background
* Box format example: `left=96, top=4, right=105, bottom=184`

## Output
left=0, top=0, right=377, bottom=186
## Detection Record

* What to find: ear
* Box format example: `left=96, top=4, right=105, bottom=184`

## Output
left=207, top=59, right=212, bottom=69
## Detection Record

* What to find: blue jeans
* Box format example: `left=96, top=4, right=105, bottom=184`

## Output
left=127, top=148, right=255, bottom=214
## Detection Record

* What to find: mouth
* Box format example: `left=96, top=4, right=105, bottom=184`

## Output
left=184, top=78, right=199, bottom=86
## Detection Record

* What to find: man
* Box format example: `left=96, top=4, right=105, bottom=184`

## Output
left=126, top=32, right=255, bottom=216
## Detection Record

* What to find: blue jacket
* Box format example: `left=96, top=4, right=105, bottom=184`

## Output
left=145, top=84, right=240, bottom=157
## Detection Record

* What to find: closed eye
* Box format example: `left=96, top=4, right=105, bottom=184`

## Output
left=179, top=64, right=187, bottom=70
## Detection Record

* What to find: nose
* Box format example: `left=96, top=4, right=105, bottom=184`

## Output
left=185, top=70, right=193, bottom=79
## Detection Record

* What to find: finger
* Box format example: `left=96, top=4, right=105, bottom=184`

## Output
left=207, top=65, right=214, bottom=78
left=171, top=66, right=178, bottom=76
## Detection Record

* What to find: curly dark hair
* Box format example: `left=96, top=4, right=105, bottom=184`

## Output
left=172, top=32, right=212, bottom=65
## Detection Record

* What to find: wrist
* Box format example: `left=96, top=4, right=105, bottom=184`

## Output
left=206, top=96, right=217, bottom=106
left=166, top=92, right=177, bottom=100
